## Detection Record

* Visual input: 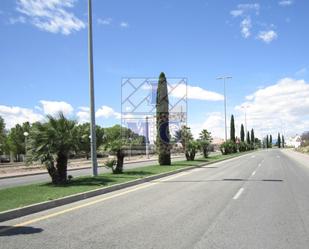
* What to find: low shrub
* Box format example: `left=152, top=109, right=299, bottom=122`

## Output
left=220, top=140, right=237, bottom=155
left=103, top=159, right=117, bottom=174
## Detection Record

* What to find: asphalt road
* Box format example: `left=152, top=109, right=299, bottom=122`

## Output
left=1, top=149, right=309, bottom=248
left=0, top=156, right=187, bottom=189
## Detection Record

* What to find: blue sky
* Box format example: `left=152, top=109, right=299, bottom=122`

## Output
left=0, top=0, right=308, bottom=139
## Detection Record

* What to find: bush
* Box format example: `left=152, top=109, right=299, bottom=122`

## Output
left=103, top=159, right=117, bottom=174
left=220, top=140, right=237, bottom=155
left=185, top=141, right=200, bottom=161
left=199, top=141, right=211, bottom=158
left=238, top=141, right=247, bottom=152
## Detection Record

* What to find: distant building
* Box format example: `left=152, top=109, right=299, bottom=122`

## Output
left=212, top=137, right=225, bottom=151
left=286, top=135, right=301, bottom=148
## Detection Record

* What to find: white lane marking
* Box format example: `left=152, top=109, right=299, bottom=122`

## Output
left=258, top=163, right=261, bottom=168
left=251, top=171, right=256, bottom=176
left=233, top=188, right=244, bottom=200
left=251, top=155, right=255, bottom=158
left=2, top=169, right=194, bottom=231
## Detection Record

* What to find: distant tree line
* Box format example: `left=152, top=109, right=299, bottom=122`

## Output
left=263, top=133, right=285, bottom=148
left=0, top=114, right=145, bottom=184
left=219, top=114, right=260, bottom=155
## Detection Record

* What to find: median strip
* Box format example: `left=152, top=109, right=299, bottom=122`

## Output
left=0, top=152, right=253, bottom=222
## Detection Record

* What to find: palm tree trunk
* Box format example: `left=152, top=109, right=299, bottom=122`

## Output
left=114, top=150, right=124, bottom=174
left=46, top=161, right=58, bottom=184
left=56, top=153, right=68, bottom=183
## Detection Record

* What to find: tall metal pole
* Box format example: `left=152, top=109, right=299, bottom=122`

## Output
left=217, top=76, right=232, bottom=141
left=223, top=78, right=227, bottom=141
left=244, top=108, right=247, bottom=135
left=88, top=0, right=98, bottom=176
left=145, top=116, right=149, bottom=159
left=241, top=105, right=248, bottom=135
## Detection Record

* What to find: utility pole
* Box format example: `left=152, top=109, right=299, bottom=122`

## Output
left=217, top=76, right=232, bottom=141
left=88, top=0, right=98, bottom=176
left=145, top=116, right=149, bottom=159
left=241, top=105, right=248, bottom=135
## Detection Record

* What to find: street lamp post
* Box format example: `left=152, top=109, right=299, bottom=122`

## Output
left=23, top=131, right=29, bottom=160
left=88, top=0, right=98, bottom=176
left=241, top=105, right=248, bottom=135
left=145, top=116, right=149, bottom=159
left=217, top=76, right=232, bottom=141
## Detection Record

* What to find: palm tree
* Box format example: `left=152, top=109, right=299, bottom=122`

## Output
left=27, top=113, right=78, bottom=184
left=199, top=129, right=213, bottom=158
left=104, top=125, right=130, bottom=174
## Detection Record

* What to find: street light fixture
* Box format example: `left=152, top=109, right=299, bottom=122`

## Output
left=23, top=131, right=29, bottom=157
left=217, top=76, right=232, bottom=141
left=88, top=0, right=98, bottom=176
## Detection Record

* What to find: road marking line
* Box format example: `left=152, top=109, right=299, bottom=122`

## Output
left=0, top=170, right=193, bottom=233
left=251, top=155, right=255, bottom=158
left=233, top=188, right=244, bottom=200
left=258, top=163, right=261, bottom=168
left=251, top=171, right=256, bottom=176
left=1, top=154, right=252, bottom=232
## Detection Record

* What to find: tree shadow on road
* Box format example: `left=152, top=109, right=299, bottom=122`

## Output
left=0, top=226, right=43, bottom=236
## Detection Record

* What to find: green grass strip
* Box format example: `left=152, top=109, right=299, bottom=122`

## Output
left=0, top=152, right=249, bottom=212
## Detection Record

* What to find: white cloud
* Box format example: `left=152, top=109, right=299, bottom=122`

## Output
left=98, top=17, right=112, bottom=25
left=170, top=84, right=224, bottom=101
left=230, top=10, right=243, bottom=17
left=0, top=102, right=122, bottom=128
left=0, top=105, right=43, bottom=129
left=96, top=106, right=121, bottom=119
left=235, top=78, right=309, bottom=138
left=237, top=3, right=260, bottom=12
left=40, top=100, right=74, bottom=116
left=295, top=67, right=307, bottom=77
left=230, top=3, right=259, bottom=39
left=241, top=17, right=252, bottom=38
left=16, top=0, right=85, bottom=35
left=9, top=16, right=26, bottom=24
left=76, top=106, right=90, bottom=124
left=257, top=30, right=278, bottom=43
left=230, top=3, right=260, bottom=17
left=190, top=112, right=225, bottom=139
left=120, top=21, right=129, bottom=28
left=279, top=0, right=293, bottom=6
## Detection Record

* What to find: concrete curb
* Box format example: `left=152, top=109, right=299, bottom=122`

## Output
left=0, top=152, right=251, bottom=222
left=0, top=156, right=184, bottom=180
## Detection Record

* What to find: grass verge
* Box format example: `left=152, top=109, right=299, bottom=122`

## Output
left=0, top=152, right=249, bottom=212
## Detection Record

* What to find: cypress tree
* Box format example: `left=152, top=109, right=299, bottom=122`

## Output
left=251, top=129, right=255, bottom=147
left=278, top=133, right=281, bottom=148
left=230, top=115, right=236, bottom=142
left=246, top=131, right=250, bottom=144
left=266, top=135, right=269, bottom=148
left=270, top=135, right=272, bottom=148
left=156, top=72, right=171, bottom=165
left=282, top=135, right=285, bottom=148
left=240, top=124, right=245, bottom=142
